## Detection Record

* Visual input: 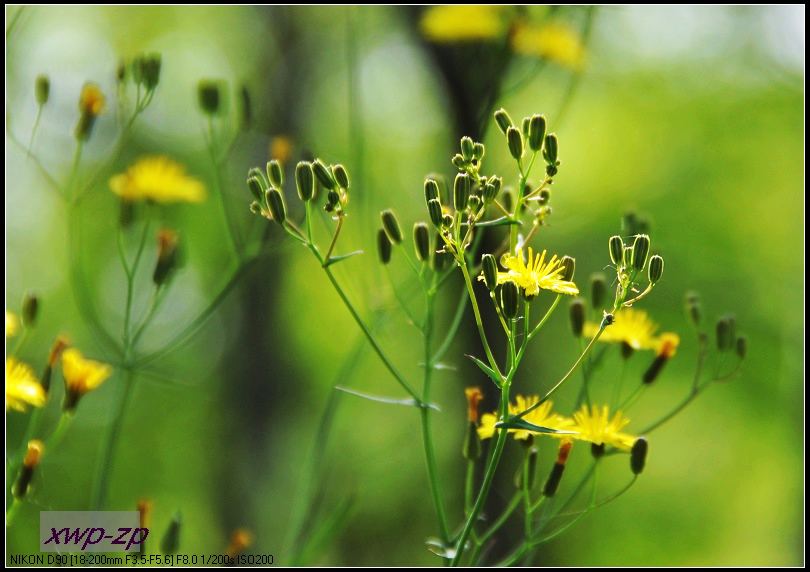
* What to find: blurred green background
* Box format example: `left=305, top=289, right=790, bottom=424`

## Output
left=5, top=5, right=803, bottom=566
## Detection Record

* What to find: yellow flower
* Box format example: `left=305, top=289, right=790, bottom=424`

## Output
left=110, top=156, right=206, bottom=204
left=511, top=22, right=586, bottom=70
left=583, top=308, right=680, bottom=355
left=6, top=357, right=46, bottom=412
left=481, top=247, right=579, bottom=297
left=420, top=5, right=506, bottom=43
left=79, top=82, right=106, bottom=116
left=6, top=311, right=20, bottom=337
left=269, top=136, right=294, bottom=165
left=478, top=395, right=573, bottom=441
left=62, top=348, right=112, bottom=397
left=570, top=404, right=637, bottom=451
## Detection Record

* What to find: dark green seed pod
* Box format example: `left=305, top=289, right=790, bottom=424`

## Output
left=325, top=190, right=340, bottom=211
left=333, top=163, right=350, bottom=189
left=197, top=81, right=221, bottom=115
left=424, top=178, right=440, bottom=203
left=265, top=189, right=286, bottom=224
left=453, top=173, right=471, bottom=211
left=380, top=209, right=403, bottom=244
left=716, top=316, right=733, bottom=351
left=590, top=273, right=607, bottom=309
left=160, top=512, right=182, bottom=554
left=632, top=235, right=650, bottom=271
left=460, top=136, right=475, bottom=161
left=630, top=438, right=648, bottom=475
left=494, top=108, right=513, bottom=134
left=648, top=254, right=664, bottom=283
left=521, top=116, right=530, bottom=137
left=312, top=159, right=336, bottom=190
left=500, top=282, right=519, bottom=320
left=413, top=222, right=430, bottom=262
left=35, top=75, right=50, bottom=106
left=528, top=114, right=547, bottom=152
left=248, top=167, right=268, bottom=188
left=569, top=298, right=585, bottom=337
left=295, top=161, right=315, bottom=201
left=483, top=176, right=502, bottom=203
left=506, top=126, right=524, bottom=160
left=427, top=198, right=443, bottom=227
left=22, top=293, right=39, bottom=328
left=481, top=254, right=498, bottom=291
left=560, top=255, right=576, bottom=282
left=543, top=133, right=559, bottom=163
left=473, top=142, right=485, bottom=161
left=377, top=228, right=392, bottom=264
left=609, top=235, right=624, bottom=266
left=266, top=159, right=283, bottom=188
left=735, top=335, right=748, bottom=359
left=467, top=194, right=481, bottom=213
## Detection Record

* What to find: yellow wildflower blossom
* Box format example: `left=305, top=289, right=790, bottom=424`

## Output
left=511, top=22, right=586, bottom=70
left=478, top=395, right=573, bottom=441
left=420, top=5, right=506, bottom=43
left=583, top=308, right=679, bottom=355
left=6, top=311, right=20, bottom=337
left=62, top=349, right=112, bottom=411
left=110, top=156, right=206, bottom=204
left=79, top=82, right=106, bottom=116
left=6, top=357, right=46, bottom=412
left=480, top=247, right=579, bottom=297
left=570, top=404, right=637, bottom=451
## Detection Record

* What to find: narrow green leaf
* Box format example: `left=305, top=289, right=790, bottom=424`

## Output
left=335, top=386, right=440, bottom=411
left=465, top=354, right=502, bottom=387
left=476, top=216, right=521, bottom=228
left=495, top=417, right=577, bottom=435
left=324, top=250, right=364, bottom=267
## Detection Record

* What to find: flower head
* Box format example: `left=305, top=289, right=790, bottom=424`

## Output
left=420, top=5, right=506, bottom=43
left=570, top=404, right=637, bottom=451
left=62, top=349, right=112, bottom=411
left=481, top=247, right=579, bottom=298
left=79, top=83, right=106, bottom=116
left=511, top=22, right=586, bottom=70
left=583, top=308, right=679, bottom=354
left=6, top=311, right=20, bottom=337
left=465, top=387, right=483, bottom=424
left=478, top=395, right=573, bottom=441
left=6, top=357, right=46, bottom=412
left=110, top=156, right=206, bottom=204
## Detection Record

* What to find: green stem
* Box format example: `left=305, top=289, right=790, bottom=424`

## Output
left=207, top=117, right=242, bottom=259
left=458, top=260, right=501, bottom=377
left=122, top=216, right=152, bottom=347
left=45, top=412, right=74, bottom=452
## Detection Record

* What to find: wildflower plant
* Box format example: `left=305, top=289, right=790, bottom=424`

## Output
left=244, top=108, right=748, bottom=565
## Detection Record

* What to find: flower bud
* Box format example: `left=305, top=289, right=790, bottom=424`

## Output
left=453, top=173, right=471, bottom=211
left=141, top=53, right=162, bottom=90
left=312, top=159, right=336, bottom=190
left=22, top=293, right=39, bottom=328
left=522, top=116, right=530, bottom=137
left=591, top=443, right=606, bottom=459
left=494, top=108, right=513, bottom=134
left=266, top=159, right=283, bottom=189
left=736, top=335, right=748, bottom=360
left=333, top=164, right=350, bottom=189
left=560, top=255, right=576, bottom=282
left=380, top=209, right=403, bottom=244
left=569, top=298, right=585, bottom=337
left=630, top=437, right=648, bottom=475
left=225, top=529, right=253, bottom=559
left=295, top=161, right=315, bottom=201
left=427, top=199, right=443, bottom=227
left=424, top=178, right=440, bottom=203
left=13, top=440, right=45, bottom=499
left=648, top=254, right=664, bottom=283
left=543, top=441, right=572, bottom=497
left=197, top=80, right=221, bottom=115
left=501, top=188, right=514, bottom=212
left=716, top=316, right=733, bottom=351
left=413, top=222, right=430, bottom=262
left=460, top=136, right=475, bottom=161
left=685, top=291, right=702, bottom=326
left=500, top=282, right=519, bottom=320
left=161, top=512, right=182, bottom=554
left=643, top=354, right=668, bottom=384
left=528, top=114, right=547, bottom=152
left=377, top=228, right=392, bottom=264
left=35, top=74, right=50, bottom=106
left=621, top=212, right=639, bottom=236
left=266, top=189, right=286, bottom=224
left=481, top=254, right=499, bottom=292
left=442, top=213, right=454, bottom=229
left=75, top=83, right=106, bottom=140
left=506, top=126, right=524, bottom=160
left=609, top=235, right=624, bottom=266
left=590, top=273, right=607, bottom=309
left=153, top=229, right=180, bottom=286
left=467, top=194, right=481, bottom=213
left=42, top=335, right=70, bottom=393
left=473, top=142, right=485, bottom=161
left=247, top=177, right=264, bottom=202
left=483, top=176, right=502, bottom=203
left=451, top=154, right=465, bottom=169
left=536, top=188, right=551, bottom=206
left=543, top=133, right=558, bottom=163
left=631, top=234, right=650, bottom=272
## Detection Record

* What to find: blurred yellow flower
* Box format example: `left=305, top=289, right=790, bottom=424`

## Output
left=110, top=156, right=206, bottom=204
left=79, top=82, right=106, bottom=116
left=6, top=357, right=46, bottom=412
left=478, top=395, right=573, bottom=440
left=511, top=22, right=586, bottom=70
left=583, top=308, right=680, bottom=355
left=62, top=348, right=112, bottom=396
left=481, top=247, right=579, bottom=297
left=6, top=311, right=20, bottom=337
left=570, top=404, right=636, bottom=451
left=420, top=6, right=506, bottom=43
left=269, top=136, right=294, bottom=165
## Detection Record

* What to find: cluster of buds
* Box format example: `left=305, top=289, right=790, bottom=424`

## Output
left=685, top=291, right=748, bottom=363
left=608, top=231, right=664, bottom=309
left=119, top=53, right=162, bottom=93
left=494, top=108, right=559, bottom=177
left=313, top=160, right=350, bottom=215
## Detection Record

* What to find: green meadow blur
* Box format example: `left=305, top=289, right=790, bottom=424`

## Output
left=5, top=5, right=803, bottom=566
